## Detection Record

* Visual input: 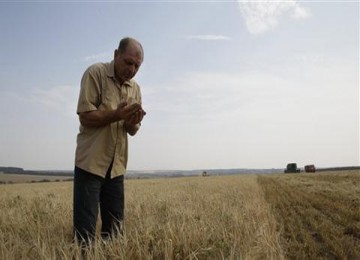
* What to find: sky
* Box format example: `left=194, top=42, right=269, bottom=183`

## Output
left=0, top=1, right=359, bottom=171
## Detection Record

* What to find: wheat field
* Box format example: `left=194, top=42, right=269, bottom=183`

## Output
left=0, top=170, right=359, bottom=259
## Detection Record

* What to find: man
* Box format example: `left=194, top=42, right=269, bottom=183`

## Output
left=73, top=37, right=146, bottom=243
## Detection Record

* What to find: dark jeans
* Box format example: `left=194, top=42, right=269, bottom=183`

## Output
left=73, top=165, right=124, bottom=243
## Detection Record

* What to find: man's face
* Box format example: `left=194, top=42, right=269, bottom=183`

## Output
left=114, top=43, right=143, bottom=83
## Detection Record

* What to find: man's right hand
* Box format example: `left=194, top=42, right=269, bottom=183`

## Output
left=114, top=102, right=142, bottom=122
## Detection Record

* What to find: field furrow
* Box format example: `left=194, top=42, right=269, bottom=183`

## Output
left=258, top=171, right=360, bottom=260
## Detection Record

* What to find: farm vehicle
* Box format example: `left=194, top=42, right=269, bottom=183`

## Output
left=304, top=164, right=316, bottom=173
left=284, top=163, right=301, bottom=173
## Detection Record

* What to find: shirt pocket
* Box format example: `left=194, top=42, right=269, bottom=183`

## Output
left=100, top=79, right=121, bottom=110
left=123, top=86, right=140, bottom=105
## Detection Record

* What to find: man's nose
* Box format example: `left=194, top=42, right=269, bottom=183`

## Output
left=129, top=65, right=136, bottom=74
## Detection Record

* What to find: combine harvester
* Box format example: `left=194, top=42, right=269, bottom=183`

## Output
left=284, top=163, right=300, bottom=173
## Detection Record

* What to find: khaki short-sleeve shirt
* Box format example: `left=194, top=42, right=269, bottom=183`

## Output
left=75, top=61, right=142, bottom=178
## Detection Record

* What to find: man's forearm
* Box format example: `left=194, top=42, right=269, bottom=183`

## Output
left=79, top=103, right=141, bottom=128
left=79, top=110, right=118, bottom=128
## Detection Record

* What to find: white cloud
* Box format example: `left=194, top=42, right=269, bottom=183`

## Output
left=238, top=0, right=311, bottom=34
left=26, top=85, right=79, bottom=117
left=291, top=4, right=311, bottom=19
left=145, top=71, right=303, bottom=126
left=295, top=53, right=325, bottom=64
left=183, top=34, right=232, bottom=41
left=144, top=62, right=357, bottom=130
left=0, top=87, right=79, bottom=170
left=0, top=85, right=79, bottom=118
left=82, top=52, right=111, bottom=62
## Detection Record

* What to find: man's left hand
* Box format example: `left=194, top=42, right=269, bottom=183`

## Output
left=124, top=106, right=146, bottom=136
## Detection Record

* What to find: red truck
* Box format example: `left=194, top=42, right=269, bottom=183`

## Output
left=305, top=165, right=316, bottom=173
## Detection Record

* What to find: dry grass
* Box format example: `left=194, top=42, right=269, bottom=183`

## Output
left=0, top=175, right=282, bottom=259
left=0, top=170, right=358, bottom=259
left=125, top=176, right=283, bottom=259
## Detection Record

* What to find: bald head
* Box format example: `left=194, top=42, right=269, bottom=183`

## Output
left=117, top=37, right=144, bottom=61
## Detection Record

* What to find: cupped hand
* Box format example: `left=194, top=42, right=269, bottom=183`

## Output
left=125, top=107, right=146, bottom=125
left=115, top=102, right=142, bottom=121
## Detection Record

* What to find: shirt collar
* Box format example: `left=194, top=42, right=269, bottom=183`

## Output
left=107, top=60, right=132, bottom=87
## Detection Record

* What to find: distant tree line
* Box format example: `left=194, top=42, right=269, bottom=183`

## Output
left=316, top=166, right=360, bottom=172
left=0, top=167, right=73, bottom=177
left=0, top=167, right=24, bottom=173
left=0, top=178, right=74, bottom=185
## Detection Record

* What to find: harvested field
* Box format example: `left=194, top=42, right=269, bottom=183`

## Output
left=258, top=170, right=360, bottom=259
left=0, top=170, right=358, bottom=259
